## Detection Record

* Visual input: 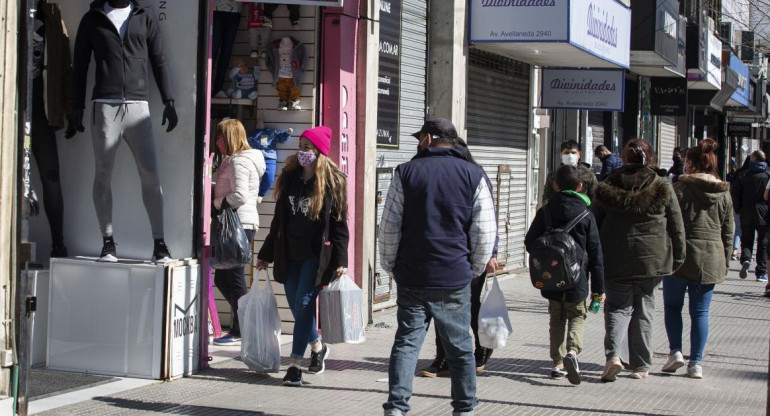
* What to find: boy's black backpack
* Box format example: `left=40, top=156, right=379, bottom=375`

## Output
left=528, top=207, right=590, bottom=291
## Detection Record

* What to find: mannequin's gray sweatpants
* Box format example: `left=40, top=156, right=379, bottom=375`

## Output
left=92, top=102, right=164, bottom=239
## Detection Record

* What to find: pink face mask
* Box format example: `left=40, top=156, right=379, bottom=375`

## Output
left=216, top=136, right=227, bottom=155
left=297, top=150, right=317, bottom=167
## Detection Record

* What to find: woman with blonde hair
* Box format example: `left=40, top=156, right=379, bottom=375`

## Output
left=257, top=126, right=349, bottom=386
left=211, top=119, right=266, bottom=346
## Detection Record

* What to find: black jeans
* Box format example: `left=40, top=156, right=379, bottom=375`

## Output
left=211, top=11, right=241, bottom=94
left=214, top=228, right=255, bottom=337
left=740, top=223, right=768, bottom=276
left=263, top=4, right=300, bottom=22
left=435, top=274, right=489, bottom=358
left=30, top=80, right=65, bottom=246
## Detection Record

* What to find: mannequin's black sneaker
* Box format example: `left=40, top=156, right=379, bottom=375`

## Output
left=282, top=366, right=303, bottom=387
left=152, top=239, right=172, bottom=263
left=307, top=343, right=330, bottom=374
left=99, top=237, right=117, bottom=262
left=50, top=244, right=68, bottom=258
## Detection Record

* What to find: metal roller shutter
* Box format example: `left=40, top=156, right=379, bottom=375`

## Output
left=373, top=0, right=427, bottom=311
left=588, top=112, right=605, bottom=170
left=659, top=116, right=677, bottom=171
left=467, top=49, right=530, bottom=270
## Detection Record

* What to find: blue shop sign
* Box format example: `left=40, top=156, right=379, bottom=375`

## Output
left=729, top=53, right=750, bottom=107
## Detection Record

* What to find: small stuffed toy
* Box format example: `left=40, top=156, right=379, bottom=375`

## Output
left=226, top=59, right=260, bottom=100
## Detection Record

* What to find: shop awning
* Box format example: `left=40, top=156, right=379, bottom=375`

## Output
left=469, top=0, right=631, bottom=69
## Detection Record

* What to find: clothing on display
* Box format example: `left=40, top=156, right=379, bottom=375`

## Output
left=227, top=60, right=260, bottom=100
left=72, top=0, right=176, bottom=260
left=246, top=3, right=272, bottom=59
left=32, top=0, right=74, bottom=256
left=267, top=37, right=307, bottom=111
left=246, top=128, right=293, bottom=197
left=263, top=3, right=300, bottom=25
left=212, top=10, right=241, bottom=96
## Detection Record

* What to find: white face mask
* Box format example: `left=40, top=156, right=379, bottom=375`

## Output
left=561, top=153, right=579, bottom=166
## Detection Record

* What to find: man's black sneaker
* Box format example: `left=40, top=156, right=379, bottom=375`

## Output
left=740, top=261, right=750, bottom=279
left=152, top=239, right=172, bottom=263
left=50, top=244, right=68, bottom=258
left=475, top=348, right=493, bottom=372
left=564, top=353, right=582, bottom=385
left=307, top=343, right=330, bottom=374
left=98, top=237, right=117, bottom=262
left=282, top=366, right=303, bottom=386
left=418, top=357, right=448, bottom=378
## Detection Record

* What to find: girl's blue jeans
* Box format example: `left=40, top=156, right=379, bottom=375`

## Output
left=284, top=257, right=322, bottom=359
left=662, top=276, right=715, bottom=364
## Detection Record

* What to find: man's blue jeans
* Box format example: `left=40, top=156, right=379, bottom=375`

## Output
left=383, top=284, right=477, bottom=416
left=662, top=276, right=715, bottom=364
left=284, top=258, right=321, bottom=359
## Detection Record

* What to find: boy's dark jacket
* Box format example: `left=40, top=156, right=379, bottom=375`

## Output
left=525, top=192, right=605, bottom=302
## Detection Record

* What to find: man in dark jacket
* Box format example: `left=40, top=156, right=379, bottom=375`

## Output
left=595, top=145, right=623, bottom=179
left=667, top=147, right=685, bottom=182
left=733, top=150, right=770, bottom=281
left=379, top=118, right=496, bottom=416
left=526, top=165, right=604, bottom=385
left=542, top=140, right=598, bottom=203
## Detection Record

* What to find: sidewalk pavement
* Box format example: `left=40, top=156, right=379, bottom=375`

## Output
left=36, top=259, right=769, bottom=415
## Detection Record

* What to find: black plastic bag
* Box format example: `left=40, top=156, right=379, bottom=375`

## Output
left=211, top=201, right=252, bottom=270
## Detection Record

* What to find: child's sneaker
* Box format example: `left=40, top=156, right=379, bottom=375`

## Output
left=662, top=351, right=686, bottom=373
left=550, top=366, right=567, bottom=379
left=601, top=356, right=623, bottom=382
left=563, top=353, right=581, bottom=385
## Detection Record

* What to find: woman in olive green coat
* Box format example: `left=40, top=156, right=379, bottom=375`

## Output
left=662, top=139, right=733, bottom=380
left=592, top=139, right=686, bottom=382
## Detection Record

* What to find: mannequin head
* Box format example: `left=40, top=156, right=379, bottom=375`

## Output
left=108, top=0, right=131, bottom=8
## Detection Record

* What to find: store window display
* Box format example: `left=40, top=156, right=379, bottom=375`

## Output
left=246, top=3, right=272, bottom=61
left=32, top=0, right=74, bottom=258
left=263, top=3, right=300, bottom=26
left=70, top=0, right=178, bottom=263
left=267, top=36, right=307, bottom=111
left=211, top=0, right=242, bottom=98
left=247, top=127, right=293, bottom=202
left=227, top=59, right=260, bottom=100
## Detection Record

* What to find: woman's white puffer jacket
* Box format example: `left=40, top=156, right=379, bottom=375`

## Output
left=213, top=149, right=266, bottom=229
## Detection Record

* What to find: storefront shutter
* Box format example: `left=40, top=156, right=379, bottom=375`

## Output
left=373, top=0, right=428, bottom=311
left=659, top=116, right=677, bottom=171
left=466, top=49, right=530, bottom=270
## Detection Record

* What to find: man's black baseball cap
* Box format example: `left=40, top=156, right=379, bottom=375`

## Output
left=411, top=118, right=459, bottom=140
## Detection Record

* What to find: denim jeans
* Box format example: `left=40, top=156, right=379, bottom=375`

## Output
left=435, top=275, right=486, bottom=359
left=384, top=284, right=477, bottom=416
left=284, top=257, right=321, bottom=359
left=662, top=276, right=715, bottom=364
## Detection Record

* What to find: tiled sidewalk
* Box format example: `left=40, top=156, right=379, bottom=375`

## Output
left=37, top=260, right=769, bottom=415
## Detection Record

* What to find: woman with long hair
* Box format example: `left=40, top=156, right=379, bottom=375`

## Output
left=256, top=126, right=349, bottom=387
left=211, top=119, right=266, bottom=345
left=662, top=139, right=733, bottom=379
left=592, top=138, right=686, bottom=381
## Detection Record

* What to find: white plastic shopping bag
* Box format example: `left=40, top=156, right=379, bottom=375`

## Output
left=478, top=274, right=513, bottom=349
left=319, top=274, right=366, bottom=344
left=237, top=269, right=281, bottom=373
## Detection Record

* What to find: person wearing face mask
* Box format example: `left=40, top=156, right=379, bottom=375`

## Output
left=256, top=126, right=349, bottom=387
left=667, top=147, right=685, bottom=183
left=542, top=140, right=598, bottom=204
left=211, top=119, right=266, bottom=346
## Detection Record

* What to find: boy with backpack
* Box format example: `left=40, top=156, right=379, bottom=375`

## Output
left=525, top=165, right=605, bottom=385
